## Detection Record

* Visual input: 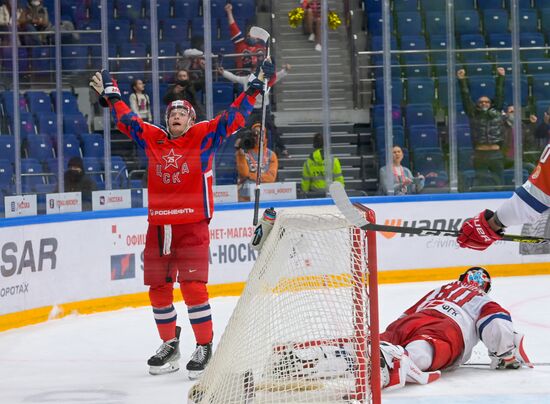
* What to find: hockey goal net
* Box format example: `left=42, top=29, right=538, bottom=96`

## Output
left=189, top=206, right=381, bottom=403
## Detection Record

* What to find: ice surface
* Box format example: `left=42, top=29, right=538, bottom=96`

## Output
left=0, top=276, right=549, bottom=403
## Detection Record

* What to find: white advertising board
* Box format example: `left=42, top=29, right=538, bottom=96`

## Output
left=213, top=185, right=238, bottom=203
left=46, top=192, right=82, bottom=214
left=1, top=196, right=549, bottom=317
left=4, top=195, right=37, bottom=218
left=258, top=182, right=297, bottom=201
left=142, top=188, right=148, bottom=207
left=92, top=189, right=132, bottom=210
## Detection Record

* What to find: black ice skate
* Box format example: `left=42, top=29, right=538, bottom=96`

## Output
left=148, top=326, right=181, bottom=375
left=186, top=342, right=212, bottom=379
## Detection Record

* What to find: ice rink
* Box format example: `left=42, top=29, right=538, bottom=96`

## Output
left=1, top=275, right=549, bottom=404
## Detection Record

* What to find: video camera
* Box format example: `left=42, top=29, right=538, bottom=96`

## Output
left=237, top=128, right=256, bottom=151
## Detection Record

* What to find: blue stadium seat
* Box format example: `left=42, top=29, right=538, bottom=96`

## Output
left=190, top=17, right=218, bottom=40
left=62, top=134, right=81, bottom=159
left=459, top=34, right=488, bottom=63
left=82, top=134, right=105, bottom=158
left=62, top=45, right=89, bottom=71
left=145, top=1, right=172, bottom=20
left=454, top=103, right=471, bottom=125
left=37, top=113, right=58, bottom=137
left=453, top=0, right=476, bottom=10
left=374, top=77, right=403, bottom=104
left=429, top=35, right=449, bottom=76
left=7, top=112, right=35, bottom=139
left=488, top=33, right=511, bottom=61
left=455, top=10, right=481, bottom=35
left=158, top=41, right=178, bottom=73
left=0, top=159, right=13, bottom=191
left=366, top=12, right=393, bottom=37
left=370, top=54, right=402, bottom=78
left=396, top=11, right=423, bottom=36
left=26, top=91, right=52, bottom=114
left=519, top=9, right=539, bottom=33
left=464, top=63, right=495, bottom=77
left=532, top=74, right=550, bottom=102
left=63, top=114, right=89, bottom=137
left=369, top=35, right=398, bottom=51
left=118, top=43, right=147, bottom=72
left=26, top=134, right=54, bottom=163
left=504, top=75, right=528, bottom=106
left=425, top=11, right=446, bottom=36
left=82, top=157, right=104, bottom=184
left=525, top=58, right=550, bottom=75
left=162, top=18, right=189, bottom=42
left=51, top=91, right=80, bottom=114
left=482, top=9, right=509, bottom=34
left=132, top=18, right=152, bottom=44
left=364, top=0, right=382, bottom=13
left=503, top=169, right=530, bottom=186
left=419, top=0, right=445, bottom=10
left=79, top=20, right=101, bottom=44
left=0, top=136, right=15, bottom=165
left=111, top=155, right=129, bottom=189
left=21, top=158, right=46, bottom=193
left=406, top=77, right=435, bottom=104
left=116, top=0, right=143, bottom=21
left=535, top=100, right=550, bottom=119
left=31, top=47, right=53, bottom=73
left=412, top=147, right=446, bottom=175
left=405, top=104, right=435, bottom=126
left=231, top=0, right=256, bottom=21
left=477, top=0, right=505, bottom=10
left=400, top=35, right=431, bottom=77
left=467, top=76, right=496, bottom=103
left=394, top=0, right=418, bottom=12
left=372, top=104, right=403, bottom=128
left=210, top=0, right=228, bottom=19
left=173, top=0, right=200, bottom=19
left=542, top=10, right=550, bottom=35
left=408, top=125, right=439, bottom=149
left=456, top=124, right=473, bottom=148
left=108, top=19, right=131, bottom=45
left=212, top=82, right=235, bottom=105
left=1, top=91, right=27, bottom=116
left=520, top=32, right=546, bottom=60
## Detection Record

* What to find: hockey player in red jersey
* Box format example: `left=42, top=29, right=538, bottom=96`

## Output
left=89, top=61, right=274, bottom=378
left=458, top=144, right=550, bottom=250
left=380, top=267, right=532, bottom=391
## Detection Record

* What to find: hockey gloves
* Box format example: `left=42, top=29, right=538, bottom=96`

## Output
left=490, top=332, right=534, bottom=370
left=457, top=209, right=503, bottom=251
left=89, top=69, right=121, bottom=107
left=246, top=60, right=276, bottom=95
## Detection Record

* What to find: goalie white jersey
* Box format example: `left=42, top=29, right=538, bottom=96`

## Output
left=398, top=281, right=516, bottom=367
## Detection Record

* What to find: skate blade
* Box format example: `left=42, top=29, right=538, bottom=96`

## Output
left=188, top=369, right=205, bottom=380
left=149, top=362, right=180, bottom=376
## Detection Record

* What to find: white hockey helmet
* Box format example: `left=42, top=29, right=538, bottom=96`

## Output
left=459, top=266, right=492, bottom=293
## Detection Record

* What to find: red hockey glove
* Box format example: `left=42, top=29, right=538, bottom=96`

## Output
left=457, top=209, right=503, bottom=251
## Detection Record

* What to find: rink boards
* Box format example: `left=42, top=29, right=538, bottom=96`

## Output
left=1, top=192, right=550, bottom=331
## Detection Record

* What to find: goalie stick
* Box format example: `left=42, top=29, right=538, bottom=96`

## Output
left=462, top=362, right=548, bottom=367
left=328, top=182, right=550, bottom=244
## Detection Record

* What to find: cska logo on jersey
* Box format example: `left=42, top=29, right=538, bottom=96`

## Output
left=162, top=148, right=182, bottom=169
left=157, top=148, right=190, bottom=184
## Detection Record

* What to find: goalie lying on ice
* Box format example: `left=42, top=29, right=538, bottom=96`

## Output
left=379, top=267, right=533, bottom=391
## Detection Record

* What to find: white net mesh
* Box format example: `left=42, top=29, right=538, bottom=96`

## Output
left=189, top=207, right=376, bottom=403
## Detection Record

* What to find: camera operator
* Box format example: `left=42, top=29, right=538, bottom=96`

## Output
left=236, top=122, right=278, bottom=202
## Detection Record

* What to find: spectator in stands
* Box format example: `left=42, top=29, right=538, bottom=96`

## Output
left=0, top=1, right=12, bottom=45
left=302, top=0, right=321, bottom=51
left=225, top=3, right=267, bottom=70
left=179, top=48, right=206, bottom=85
left=236, top=122, right=278, bottom=202
left=217, top=63, right=291, bottom=157
left=457, top=68, right=506, bottom=186
left=301, top=133, right=344, bottom=196
left=502, top=105, right=538, bottom=168
left=163, top=69, right=205, bottom=121
left=129, top=79, right=152, bottom=122
left=379, top=145, right=424, bottom=195
left=19, top=0, right=52, bottom=45
left=535, top=106, right=550, bottom=149
left=62, top=156, right=97, bottom=210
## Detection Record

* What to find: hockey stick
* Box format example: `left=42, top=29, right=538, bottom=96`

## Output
left=462, top=362, right=550, bottom=367
left=250, top=27, right=271, bottom=226
left=329, top=182, right=550, bottom=244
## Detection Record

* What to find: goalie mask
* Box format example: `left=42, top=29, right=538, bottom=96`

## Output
left=459, top=266, right=492, bottom=293
left=165, top=100, right=196, bottom=130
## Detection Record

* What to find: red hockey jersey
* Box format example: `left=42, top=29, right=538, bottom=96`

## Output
left=111, top=92, right=256, bottom=225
